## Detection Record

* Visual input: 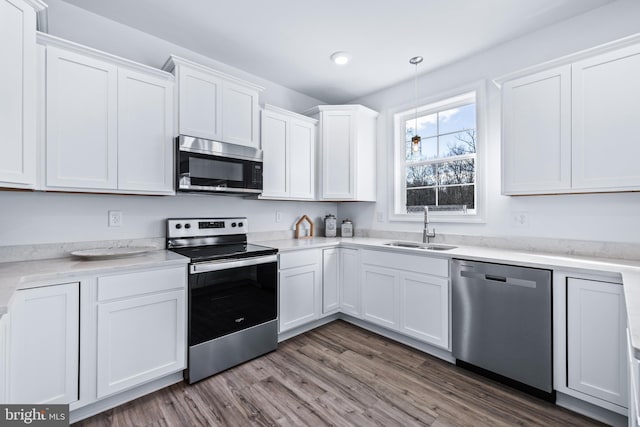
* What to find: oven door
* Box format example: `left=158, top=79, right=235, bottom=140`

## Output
left=188, top=255, right=277, bottom=346
left=178, top=149, right=263, bottom=194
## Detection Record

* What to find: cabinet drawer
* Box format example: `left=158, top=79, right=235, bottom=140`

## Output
left=98, top=266, right=186, bottom=301
left=279, top=249, right=320, bottom=270
left=362, top=250, right=448, bottom=277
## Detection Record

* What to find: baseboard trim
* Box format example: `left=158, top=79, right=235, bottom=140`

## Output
left=69, top=372, right=184, bottom=423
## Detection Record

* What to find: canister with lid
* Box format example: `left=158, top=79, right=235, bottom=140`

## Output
left=324, top=214, right=337, bottom=237
left=341, top=219, right=354, bottom=237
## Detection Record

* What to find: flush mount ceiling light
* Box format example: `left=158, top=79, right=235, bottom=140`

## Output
left=330, top=51, right=352, bottom=65
left=410, top=56, right=424, bottom=154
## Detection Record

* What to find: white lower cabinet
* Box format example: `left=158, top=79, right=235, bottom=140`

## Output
left=279, top=249, right=322, bottom=333
left=399, top=272, right=449, bottom=349
left=628, top=329, right=640, bottom=427
left=95, top=267, right=186, bottom=399
left=322, top=248, right=340, bottom=313
left=361, top=265, right=399, bottom=329
left=0, top=313, right=7, bottom=403
left=339, top=248, right=361, bottom=317
left=567, top=277, right=627, bottom=408
left=8, top=282, right=79, bottom=404
left=360, top=250, right=449, bottom=349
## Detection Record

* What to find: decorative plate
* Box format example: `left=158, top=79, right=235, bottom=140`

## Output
left=70, top=246, right=156, bottom=260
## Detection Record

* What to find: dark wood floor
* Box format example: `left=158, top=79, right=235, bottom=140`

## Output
left=75, top=320, right=605, bottom=426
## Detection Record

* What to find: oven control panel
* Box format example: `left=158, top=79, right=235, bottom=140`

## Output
left=167, top=217, right=247, bottom=238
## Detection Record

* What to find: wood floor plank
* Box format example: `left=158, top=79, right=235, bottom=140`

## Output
left=74, top=320, right=608, bottom=427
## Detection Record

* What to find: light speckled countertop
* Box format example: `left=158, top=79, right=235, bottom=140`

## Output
left=0, top=250, right=189, bottom=317
left=260, top=236, right=640, bottom=357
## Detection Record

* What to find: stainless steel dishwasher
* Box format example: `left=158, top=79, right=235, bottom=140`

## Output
left=451, top=259, right=554, bottom=400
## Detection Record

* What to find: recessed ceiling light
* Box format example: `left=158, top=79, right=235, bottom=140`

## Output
left=330, top=51, right=352, bottom=65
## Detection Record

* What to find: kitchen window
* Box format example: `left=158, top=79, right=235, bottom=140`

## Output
left=392, top=85, right=485, bottom=222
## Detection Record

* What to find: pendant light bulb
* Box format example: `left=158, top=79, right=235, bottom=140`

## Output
left=409, top=56, right=423, bottom=155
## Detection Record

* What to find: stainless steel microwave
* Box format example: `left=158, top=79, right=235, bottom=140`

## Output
left=176, top=135, right=263, bottom=195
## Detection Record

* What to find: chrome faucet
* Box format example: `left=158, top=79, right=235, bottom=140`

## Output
left=423, top=206, right=436, bottom=243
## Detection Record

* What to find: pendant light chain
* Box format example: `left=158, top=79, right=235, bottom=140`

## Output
left=409, top=56, right=423, bottom=153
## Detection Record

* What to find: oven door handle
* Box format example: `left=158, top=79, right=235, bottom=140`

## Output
left=190, top=254, right=277, bottom=274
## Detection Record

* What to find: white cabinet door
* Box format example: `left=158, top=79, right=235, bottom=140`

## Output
left=178, top=66, right=222, bottom=141
left=118, top=68, right=174, bottom=193
left=261, top=109, right=289, bottom=198
left=8, top=283, right=79, bottom=404
left=46, top=46, right=118, bottom=190
left=0, top=313, right=8, bottom=403
left=399, top=273, right=449, bottom=349
left=321, top=110, right=355, bottom=199
left=627, top=329, right=640, bottom=427
left=502, top=65, right=571, bottom=195
left=96, top=290, right=185, bottom=398
left=361, top=264, right=398, bottom=330
left=261, top=105, right=316, bottom=201
left=567, top=278, right=627, bottom=407
left=340, top=248, right=360, bottom=317
left=279, top=264, right=321, bottom=332
left=289, top=119, right=315, bottom=199
left=0, top=0, right=36, bottom=188
left=572, top=44, right=640, bottom=191
left=322, top=248, right=339, bottom=314
left=222, top=81, right=259, bottom=148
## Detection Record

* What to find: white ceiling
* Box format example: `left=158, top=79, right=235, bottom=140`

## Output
left=61, top=0, right=614, bottom=104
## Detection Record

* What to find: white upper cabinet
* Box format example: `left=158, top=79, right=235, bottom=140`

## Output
left=41, top=35, right=175, bottom=194
left=500, top=37, right=640, bottom=195
left=46, top=46, right=119, bottom=190
left=572, top=44, right=640, bottom=191
left=118, top=68, right=174, bottom=193
left=176, top=66, right=222, bottom=141
left=222, top=81, right=260, bottom=147
left=502, top=66, right=571, bottom=195
left=164, top=56, right=263, bottom=149
left=305, top=105, right=378, bottom=201
left=261, top=105, right=316, bottom=200
left=0, top=0, right=43, bottom=189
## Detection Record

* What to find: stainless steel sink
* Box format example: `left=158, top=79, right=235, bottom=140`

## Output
left=383, top=241, right=457, bottom=251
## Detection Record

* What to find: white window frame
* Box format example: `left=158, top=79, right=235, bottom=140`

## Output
left=389, top=81, right=486, bottom=223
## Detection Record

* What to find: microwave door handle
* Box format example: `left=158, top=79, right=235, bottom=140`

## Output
left=190, top=254, right=277, bottom=274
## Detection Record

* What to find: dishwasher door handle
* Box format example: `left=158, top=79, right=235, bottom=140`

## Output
left=459, top=270, right=537, bottom=288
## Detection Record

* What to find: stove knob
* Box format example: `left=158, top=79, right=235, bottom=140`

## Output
left=238, top=222, right=244, bottom=227
left=231, top=222, right=237, bottom=227
left=175, top=224, right=182, bottom=229
left=185, top=223, right=191, bottom=229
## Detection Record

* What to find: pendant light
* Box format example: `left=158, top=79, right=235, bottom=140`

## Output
left=409, top=56, right=423, bottom=153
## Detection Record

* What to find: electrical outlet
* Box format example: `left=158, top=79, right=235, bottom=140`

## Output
left=108, top=210, right=123, bottom=227
left=275, top=211, right=282, bottom=223
left=512, top=211, right=529, bottom=228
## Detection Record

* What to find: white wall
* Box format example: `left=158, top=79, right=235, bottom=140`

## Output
left=0, top=0, right=333, bottom=247
left=339, top=0, right=640, bottom=244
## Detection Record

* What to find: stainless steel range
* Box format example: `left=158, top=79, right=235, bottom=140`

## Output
left=167, top=217, right=278, bottom=384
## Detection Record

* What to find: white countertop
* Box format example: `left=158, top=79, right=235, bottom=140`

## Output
left=262, top=236, right=640, bottom=357
left=0, top=250, right=189, bottom=317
